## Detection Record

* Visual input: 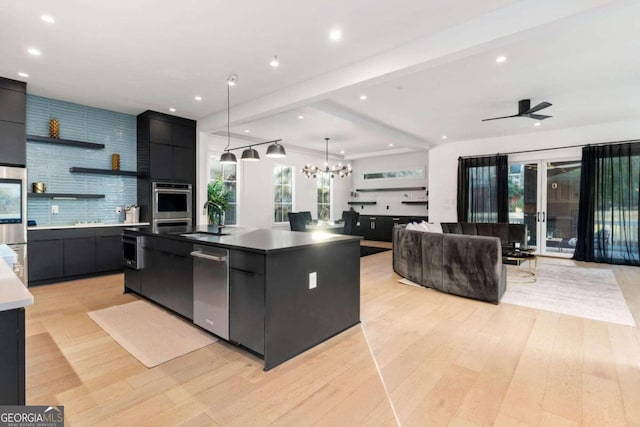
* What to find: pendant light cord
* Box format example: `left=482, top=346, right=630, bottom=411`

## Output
left=226, top=83, right=231, bottom=152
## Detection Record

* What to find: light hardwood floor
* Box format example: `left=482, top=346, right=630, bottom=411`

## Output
left=25, top=249, right=640, bottom=426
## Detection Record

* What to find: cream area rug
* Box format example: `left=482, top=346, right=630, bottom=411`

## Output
left=88, top=300, right=217, bottom=368
left=502, top=261, right=636, bottom=327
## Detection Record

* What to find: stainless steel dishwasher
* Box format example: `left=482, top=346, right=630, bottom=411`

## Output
left=192, top=245, right=229, bottom=340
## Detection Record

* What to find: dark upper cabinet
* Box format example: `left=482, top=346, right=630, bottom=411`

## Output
left=138, top=111, right=197, bottom=223
left=172, top=123, right=196, bottom=148
left=149, top=143, right=173, bottom=181
left=149, top=119, right=172, bottom=145
left=172, top=146, right=195, bottom=183
left=0, top=121, right=26, bottom=166
left=0, top=78, right=26, bottom=167
left=0, top=86, right=26, bottom=123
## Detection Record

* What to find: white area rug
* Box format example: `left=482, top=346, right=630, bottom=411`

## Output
left=88, top=300, right=217, bottom=368
left=503, top=262, right=636, bottom=327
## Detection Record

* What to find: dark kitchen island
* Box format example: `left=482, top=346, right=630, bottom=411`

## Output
left=123, top=225, right=361, bottom=370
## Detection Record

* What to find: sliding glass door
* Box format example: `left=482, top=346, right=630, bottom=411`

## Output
left=508, top=158, right=581, bottom=257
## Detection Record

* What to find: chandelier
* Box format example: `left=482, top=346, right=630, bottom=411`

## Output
left=302, top=138, right=352, bottom=178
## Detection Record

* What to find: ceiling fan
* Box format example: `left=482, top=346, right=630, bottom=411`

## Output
left=481, top=99, right=552, bottom=122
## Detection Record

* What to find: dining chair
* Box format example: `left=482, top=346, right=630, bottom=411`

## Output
left=288, top=212, right=307, bottom=231
left=299, top=211, right=313, bottom=224
left=342, top=211, right=359, bottom=235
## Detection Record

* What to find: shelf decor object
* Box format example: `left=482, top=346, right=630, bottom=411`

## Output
left=69, top=167, right=138, bottom=177
left=112, top=154, right=120, bottom=171
left=49, top=119, right=60, bottom=139
left=27, top=134, right=105, bottom=149
left=32, top=182, right=46, bottom=193
left=302, top=138, right=352, bottom=179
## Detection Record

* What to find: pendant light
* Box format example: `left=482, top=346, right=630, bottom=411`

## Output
left=220, top=74, right=238, bottom=164
left=241, top=147, right=260, bottom=161
left=265, top=141, right=286, bottom=158
left=302, top=138, right=352, bottom=178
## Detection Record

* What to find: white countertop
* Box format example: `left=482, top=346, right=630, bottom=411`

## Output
left=28, top=222, right=150, bottom=230
left=0, top=257, right=33, bottom=312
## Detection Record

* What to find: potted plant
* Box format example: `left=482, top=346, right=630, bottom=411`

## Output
left=205, top=179, right=230, bottom=226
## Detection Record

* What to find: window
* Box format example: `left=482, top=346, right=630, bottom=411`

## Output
left=209, top=155, right=237, bottom=225
left=274, top=165, right=293, bottom=223
left=317, top=174, right=331, bottom=221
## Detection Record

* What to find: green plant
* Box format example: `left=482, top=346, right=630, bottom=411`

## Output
left=206, top=179, right=230, bottom=224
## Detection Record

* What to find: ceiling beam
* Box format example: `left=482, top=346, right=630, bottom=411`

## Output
left=310, top=100, right=428, bottom=150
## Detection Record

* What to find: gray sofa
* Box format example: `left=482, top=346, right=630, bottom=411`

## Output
left=392, top=223, right=527, bottom=304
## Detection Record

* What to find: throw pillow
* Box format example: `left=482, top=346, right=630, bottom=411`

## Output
left=426, top=222, right=443, bottom=233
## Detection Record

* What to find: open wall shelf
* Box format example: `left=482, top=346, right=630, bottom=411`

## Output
left=69, top=167, right=138, bottom=177
left=401, top=201, right=428, bottom=205
left=28, top=193, right=105, bottom=200
left=348, top=201, right=377, bottom=205
left=27, top=134, right=105, bottom=149
left=356, top=187, right=426, bottom=192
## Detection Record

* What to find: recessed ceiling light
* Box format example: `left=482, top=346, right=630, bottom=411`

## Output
left=359, top=94, right=367, bottom=101
left=340, top=150, right=345, bottom=154
left=389, top=144, right=394, bottom=147
left=329, top=29, right=342, bottom=41
left=18, top=72, right=29, bottom=78
left=244, top=129, right=250, bottom=133
left=270, top=56, right=279, bottom=68
left=41, top=15, right=55, bottom=24
left=495, top=55, right=507, bottom=63
left=441, top=135, right=448, bottom=140
left=298, top=115, right=304, bottom=120
left=169, top=107, right=176, bottom=112
left=534, top=122, right=541, bottom=127
left=194, top=96, right=202, bottom=101
left=27, top=47, right=41, bottom=56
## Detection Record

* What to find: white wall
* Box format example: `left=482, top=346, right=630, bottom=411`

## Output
left=197, top=134, right=351, bottom=228
left=350, top=151, right=429, bottom=217
left=428, top=119, right=640, bottom=223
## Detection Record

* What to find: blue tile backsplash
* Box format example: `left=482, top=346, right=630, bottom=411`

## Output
left=26, top=95, right=137, bottom=225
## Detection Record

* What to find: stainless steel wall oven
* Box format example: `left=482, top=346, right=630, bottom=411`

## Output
left=152, top=182, right=192, bottom=227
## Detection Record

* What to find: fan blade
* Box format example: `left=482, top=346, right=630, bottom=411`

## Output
left=481, top=114, right=519, bottom=122
left=524, top=101, right=552, bottom=114
left=522, top=113, right=552, bottom=120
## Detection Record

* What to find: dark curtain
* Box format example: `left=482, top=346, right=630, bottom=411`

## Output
left=457, top=155, right=508, bottom=223
left=574, top=143, right=640, bottom=265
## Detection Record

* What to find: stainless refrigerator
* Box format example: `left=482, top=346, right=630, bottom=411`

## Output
left=0, top=166, right=27, bottom=285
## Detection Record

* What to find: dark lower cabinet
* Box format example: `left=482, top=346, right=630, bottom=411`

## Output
left=229, top=269, right=265, bottom=355
left=356, top=215, right=428, bottom=241
left=140, top=248, right=193, bottom=319
left=64, top=237, right=97, bottom=277
left=0, top=308, right=25, bottom=405
left=124, top=267, right=141, bottom=293
left=95, top=236, right=123, bottom=272
left=28, top=227, right=127, bottom=285
left=28, top=240, right=64, bottom=282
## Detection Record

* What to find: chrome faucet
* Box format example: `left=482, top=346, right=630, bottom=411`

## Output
left=202, top=200, right=221, bottom=215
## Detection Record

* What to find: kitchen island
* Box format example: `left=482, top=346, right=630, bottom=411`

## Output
left=0, top=249, right=33, bottom=404
left=123, top=225, right=361, bottom=370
